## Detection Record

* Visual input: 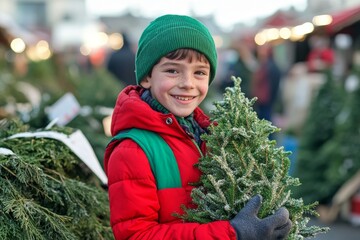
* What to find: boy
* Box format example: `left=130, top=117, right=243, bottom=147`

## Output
left=104, top=14, right=291, bottom=240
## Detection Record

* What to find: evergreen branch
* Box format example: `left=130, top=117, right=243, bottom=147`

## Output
left=3, top=178, right=75, bottom=240
left=207, top=175, right=229, bottom=207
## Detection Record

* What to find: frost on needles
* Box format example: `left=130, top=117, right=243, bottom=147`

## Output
left=178, top=77, right=329, bottom=239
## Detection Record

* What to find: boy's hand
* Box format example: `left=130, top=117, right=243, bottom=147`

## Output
left=230, top=195, right=292, bottom=240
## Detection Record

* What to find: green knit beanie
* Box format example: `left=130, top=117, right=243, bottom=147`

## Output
left=135, top=14, right=217, bottom=84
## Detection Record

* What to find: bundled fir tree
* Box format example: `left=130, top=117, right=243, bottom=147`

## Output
left=300, top=68, right=360, bottom=204
left=293, top=70, right=345, bottom=204
left=0, top=118, right=113, bottom=240
left=179, top=77, right=328, bottom=239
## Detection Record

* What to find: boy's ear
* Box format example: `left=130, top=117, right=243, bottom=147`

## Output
left=140, top=77, right=151, bottom=88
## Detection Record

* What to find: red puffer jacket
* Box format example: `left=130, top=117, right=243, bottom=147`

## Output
left=104, top=86, right=236, bottom=240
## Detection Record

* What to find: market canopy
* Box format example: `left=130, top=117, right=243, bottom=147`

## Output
left=326, top=5, right=360, bottom=34
left=261, top=10, right=299, bottom=28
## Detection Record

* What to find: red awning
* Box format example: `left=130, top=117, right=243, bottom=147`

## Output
left=262, top=11, right=298, bottom=28
left=326, top=5, right=360, bottom=33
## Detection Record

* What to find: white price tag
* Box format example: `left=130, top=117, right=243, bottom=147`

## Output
left=47, top=93, right=80, bottom=126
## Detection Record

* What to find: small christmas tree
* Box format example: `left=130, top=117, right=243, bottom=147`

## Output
left=179, top=77, right=328, bottom=239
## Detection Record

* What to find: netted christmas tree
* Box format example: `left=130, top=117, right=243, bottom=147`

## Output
left=293, top=70, right=345, bottom=204
left=299, top=68, right=360, bottom=204
left=179, top=77, right=328, bottom=239
left=0, top=118, right=113, bottom=240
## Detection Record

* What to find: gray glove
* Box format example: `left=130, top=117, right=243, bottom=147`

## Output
left=230, top=195, right=292, bottom=240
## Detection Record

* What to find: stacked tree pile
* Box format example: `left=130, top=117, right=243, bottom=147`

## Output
left=0, top=118, right=113, bottom=240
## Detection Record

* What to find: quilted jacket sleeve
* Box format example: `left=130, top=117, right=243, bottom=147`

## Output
left=106, top=139, right=237, bottom=240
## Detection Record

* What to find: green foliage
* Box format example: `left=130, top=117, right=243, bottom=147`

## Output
left=1, top=54, right=123, bottom=164
left=26, top=58, right=63, bottom=94
left=295, top=69, right=360, bottom=204
left=296, top=70, right=345, bottom=154
left=0, top=79, right=28, bottom=106
left=179, top=77, right=328, bottom=239
left=0, top=118, right=113, bottom=239
left=65, top=67, right=123, bottom=166
left=71, top=67, right=123, bottom=108
left=298, top=69, right=360, bottom=203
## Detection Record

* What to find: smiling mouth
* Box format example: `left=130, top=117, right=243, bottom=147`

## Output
left=174, top=95, right=195, bottom=101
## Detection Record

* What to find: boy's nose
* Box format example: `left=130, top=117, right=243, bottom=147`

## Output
left=180, top=73, right=195, bottom=88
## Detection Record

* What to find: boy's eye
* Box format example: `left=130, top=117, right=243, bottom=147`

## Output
left=195, top=70, right=208, bottom=76
left=165, top=69, right=178, bottom=74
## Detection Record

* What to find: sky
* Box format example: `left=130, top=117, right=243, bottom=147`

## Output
left=86, top=0, right=308, bottom=30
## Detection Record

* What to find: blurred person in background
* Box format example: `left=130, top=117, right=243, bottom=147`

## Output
left=307, top=34, right=335, bottom=73
left=251, top=43, right=282, bottom=122
left=220, top=37, right=257, bottom=98
left=106, top=32, right=137, bottom=86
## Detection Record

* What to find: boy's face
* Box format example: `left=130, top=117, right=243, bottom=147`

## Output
left=141, top=53, right=210, bottom=117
